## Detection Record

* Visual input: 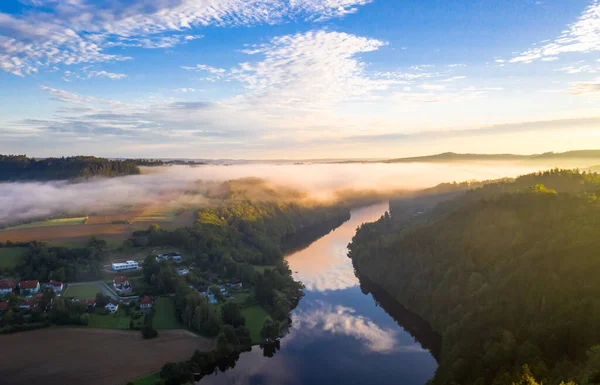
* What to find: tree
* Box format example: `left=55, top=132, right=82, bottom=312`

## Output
left=222, top=303, right=245, bottom=327
left=141, top=325, right=158, bottom=339
left=260, top=316, right=280, bottom=340
left=80, top=313, right=90, bottom=325
left=209, top=285, right=225, bottom=302
left=95, top=292, right=109, bottom=308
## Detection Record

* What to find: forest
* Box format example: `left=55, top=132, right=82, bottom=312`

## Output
left=0, top=155, right=141, bottom=180
left=348, top=169, right=600, bottom=385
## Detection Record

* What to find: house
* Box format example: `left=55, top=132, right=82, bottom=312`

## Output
left=228, top=280, right=243, bottom=289
left=176, top=267, right=190, bottom=276
left=85, top=299, right=96, bottom=311
left=19, top=299, right=35, bottom=309
left=0, top=302, right=9, bottom=313
left=140, top=296, right=152, bottom=310
left=105, top=301, right=119, bottom=313
left=19, top=280, right=40, bottom=294
left=46, top=281, right=64, bottom=292
left=113, top=276, right=132, bottom=292
left=196, top=285, right=208, bottom=295
left=0, top=280, right=16, bottom=295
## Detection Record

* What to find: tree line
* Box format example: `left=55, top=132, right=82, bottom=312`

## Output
left=349, top=169, right=600, bottom=385
left=0, top=155, right=140, bottom=181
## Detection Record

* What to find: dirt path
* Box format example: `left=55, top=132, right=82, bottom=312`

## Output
left=0, top=328, right=212, bottom=385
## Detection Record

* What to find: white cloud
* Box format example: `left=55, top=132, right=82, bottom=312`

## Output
left=511, top=1, right=600, bottom=63
left=173, top=88, right=196, bottom=93
left=87, top=70, right=127, bottom=80
left=0, top=0, right=372, bottom=76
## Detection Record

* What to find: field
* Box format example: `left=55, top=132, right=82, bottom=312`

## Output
left=0, top=247, right=27, bottom=268
left=4, top=217, right=88, bottom=230
left=228, top=291, right=250, bottom=305
left=63, top=283, right=105, bottom=300
left=241, top=306, right=269, bottom=344
left=0, top=223, right=133, bottom=244
left=88, top=309, right=132, bottom=330
left=152, top=297, right=181, bottom=330
left=126, top=373, right=159, bottom=385
left=132, top=205, right=177, bottom=224
left=0, top=328, right=211, bottom=385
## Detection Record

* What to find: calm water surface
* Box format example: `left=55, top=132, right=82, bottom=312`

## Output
left=201, top=203, right=438, bottom=385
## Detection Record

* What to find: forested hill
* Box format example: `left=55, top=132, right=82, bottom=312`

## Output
left=348, top=169, right=600, bottom=385
left=0, top=155, right=140, bottom=181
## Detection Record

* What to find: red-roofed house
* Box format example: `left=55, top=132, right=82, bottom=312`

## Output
left=19, top=280, right=40, bottom=294
left=140, top=296, right=153, bottom=310
left=19, top=299, right=35, bottom=309
left=0, top=302, right=9, bottom=312
left=46, top=281, right=64, bottom=292
left=113, top=276, right=132, bottom=293
left=0, top=280, right=16, bottom=295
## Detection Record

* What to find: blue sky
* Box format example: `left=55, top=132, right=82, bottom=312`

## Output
left=0, top=0, right=599, bottom=159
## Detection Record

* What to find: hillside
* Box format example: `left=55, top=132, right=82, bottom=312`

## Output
left=349, top=170, right=600, bottom=385
left=0, top=155, right=140, bottom=181
left=383, top=150, right=600, bottom=164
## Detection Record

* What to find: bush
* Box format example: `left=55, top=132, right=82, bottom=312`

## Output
left=141, top=325, right=158, bottom=339
left=0, top=322, right=51, bottom=335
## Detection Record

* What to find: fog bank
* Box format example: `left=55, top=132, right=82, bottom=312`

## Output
left=0, top=162, right=556, bottom=225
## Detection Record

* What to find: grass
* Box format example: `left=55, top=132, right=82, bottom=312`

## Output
left=252, top=265, right=276, bottom=274
left=228, top=292, right=250, bottom=305
left=241, top=306, right=269, bottom=345
left=0, top=247, right=27, bottom=268
left=63, top=284, right=104, bottom=300
left=88, top=308, right=131, bottom=330
left=5, top=217, right=88, bottom=230
left=152, top=297, right=181, bottom=330
left=125, top=373, right=160, bottom=385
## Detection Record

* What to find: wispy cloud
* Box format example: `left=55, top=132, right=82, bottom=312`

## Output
left=569, top=80, right=600, bottom=94
left=87, top=70, right=126, bottom=80
left=0, top=0, right=372, bottom=76
left=511, top=1, right=600, bottom=63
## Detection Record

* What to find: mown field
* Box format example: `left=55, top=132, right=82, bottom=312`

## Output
left=126, top=373, right=159, bottom=385
left=152, top=297, right=181, bottom=330
left=0, top=247, right=27, bottom=269
left=63, top=283, right=105, bottom=300
left=0, top=328, right=210, bottom=385
left=241, top=306, right=269, bottom=344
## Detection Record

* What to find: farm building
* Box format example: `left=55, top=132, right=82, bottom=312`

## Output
left=156, top=252, right=183, bottom=263
left=0, top=280, right=16, bottom=295
left=111, top=260, right=139, bottom=271
left=19, top=280, right=40, bottom=294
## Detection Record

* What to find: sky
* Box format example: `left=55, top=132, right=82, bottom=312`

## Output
left=0, top=0, right=599, bottom=160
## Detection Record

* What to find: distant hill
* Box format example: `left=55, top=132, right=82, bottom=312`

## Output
left=0, top=155, right=141, bottom=181
left=384, top=150, right=600, bottom=163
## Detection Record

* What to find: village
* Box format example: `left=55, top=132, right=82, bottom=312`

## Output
left=0, top=251, right=248, bottom=332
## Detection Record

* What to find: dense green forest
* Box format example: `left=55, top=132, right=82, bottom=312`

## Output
left=349, top=169, right=600, bottom=385
left=0, top=155, right=140, bottom=180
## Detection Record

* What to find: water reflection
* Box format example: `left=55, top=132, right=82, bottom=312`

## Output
left=286, top=203, right=389, bottom=293
left=200, top=203, right=438, bottom=385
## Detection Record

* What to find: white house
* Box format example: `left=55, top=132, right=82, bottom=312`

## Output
left=105, top=302, right=119, bottom=313
left=0, top=280, right=16, bottom=295
left=46, top=281, right=64, bottom=292
left=113, top=276, right=132, bottom=292
left=19, top=280, right=40, bottom=294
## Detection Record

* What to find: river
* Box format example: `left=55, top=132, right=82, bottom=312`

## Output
left=200, top=203, right=438, bottom=385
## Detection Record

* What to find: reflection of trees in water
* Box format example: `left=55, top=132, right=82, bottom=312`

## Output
left=356, top=269, right=442, bottom=362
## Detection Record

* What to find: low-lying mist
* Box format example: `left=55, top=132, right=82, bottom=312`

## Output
left=0, top=162, right=570, bottom=226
